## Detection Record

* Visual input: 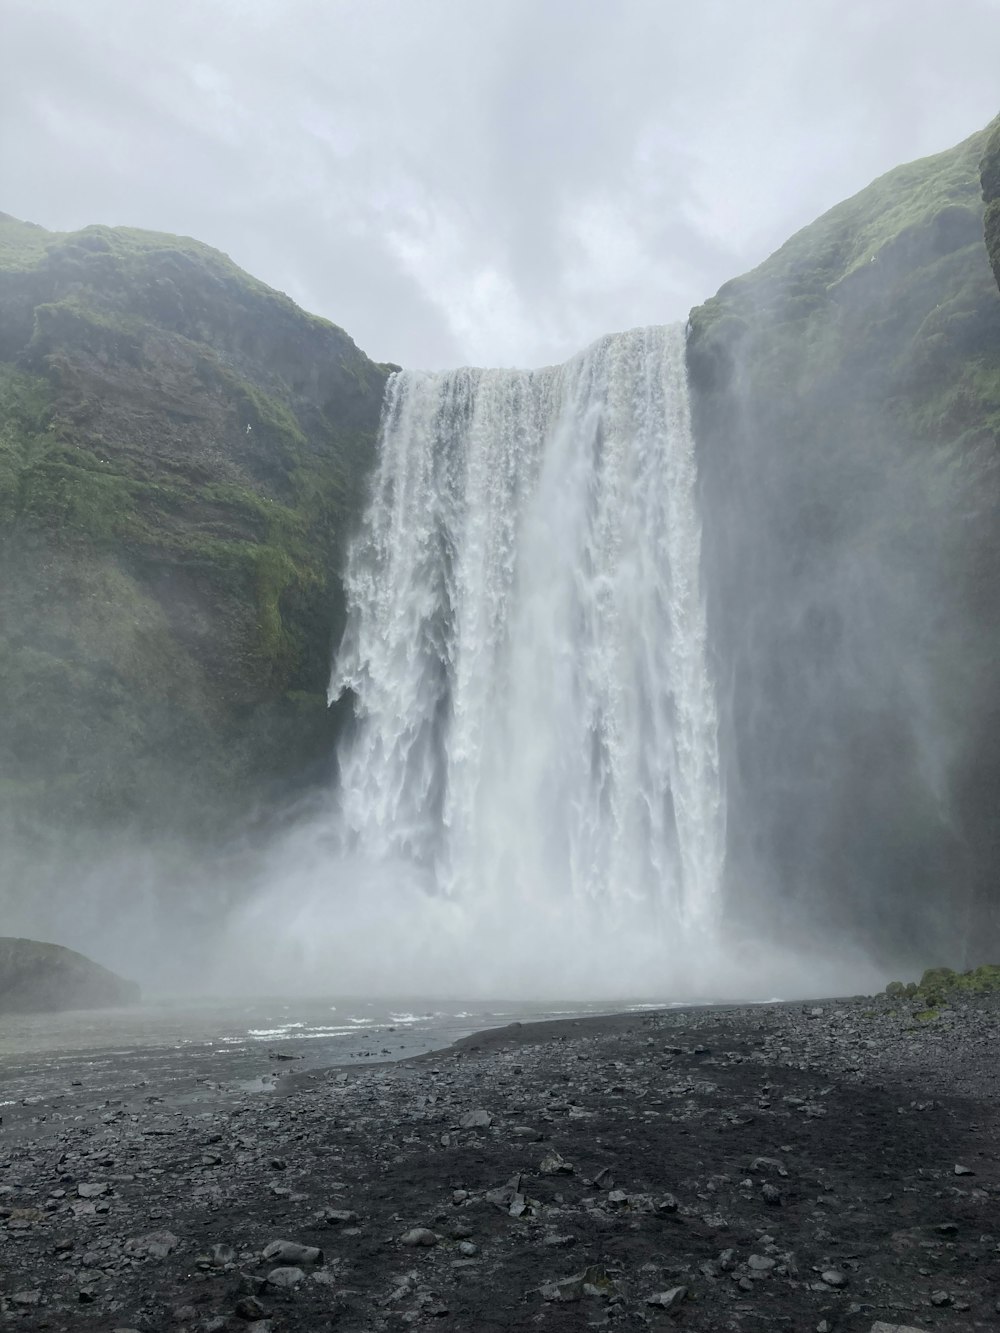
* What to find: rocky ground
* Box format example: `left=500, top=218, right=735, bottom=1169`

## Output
left=1, top=993, right=999, bottom=1332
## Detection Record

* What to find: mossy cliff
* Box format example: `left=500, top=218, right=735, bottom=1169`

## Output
left=0, top=214, right=389, bottom=846
left=688, top=118, right=1000, bottom=969
left=982, top=120, right=1000, bottom=294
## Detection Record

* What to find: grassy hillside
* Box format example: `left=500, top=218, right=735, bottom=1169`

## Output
left=688, top=118, right=1000, bottom=969
left=0, top=213, right=389, bottom=842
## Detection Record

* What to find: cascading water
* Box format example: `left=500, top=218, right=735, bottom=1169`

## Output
left=329, top=324, right=725, bottom=988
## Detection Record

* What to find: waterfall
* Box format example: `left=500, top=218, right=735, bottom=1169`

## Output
left=330, top=324, right=724, bottom=977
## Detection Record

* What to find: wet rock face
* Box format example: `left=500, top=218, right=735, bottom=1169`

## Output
left=0, top=936, right=140, bottom=1012
left=0, top=212, right=389, bottom=846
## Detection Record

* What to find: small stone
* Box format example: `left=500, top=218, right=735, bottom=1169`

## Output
left=821, top=1269, right=848, bottom=1288
left=656, top=1193, right=679, bottom=1214
left=539, top=1152, right=574, bottom=1175
left=953, top=1164, right=974, bottom=1176
left=459, top=1108, right=493, bottom=1129
left=929, top=1289, right=951, bottom=1306
left=266, top=1265, right=305, bottom=1288
left=539, top=1274, right=583, bottom=1303
left=77, top=1182, right=109, bottom=1199
left=762, top=1182, right=782, bottom=1205
left=12, top=1291, right=42, bottom=1307
left=320, top=1208, right=359, bottom=1225
left=457, top=1240, right=477, bottom=1256
left=262, top=1239, right=323, bottom=1265
left=870, top=1324, right=930, bottom=1333
left=401, top=1227, right=438, bottom=1247
left=235, top=1296, right=267, bottom=1320
left=607, top=1189, right=629, bottom=1207
left=646, top=1286, right=687, bottom=1311
left=210, top=1242, right=236, bottom=1266
left=748, top=1254, right=776, bottom=1272
left=125, top=1230, right=180, bottom=1259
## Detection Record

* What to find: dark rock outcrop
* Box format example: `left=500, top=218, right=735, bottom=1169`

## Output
left=688, top=118, right=1000, bottom=970
left=0, top=215, right=389, bottom=845
left=0, top=936, right=140, bottom=1011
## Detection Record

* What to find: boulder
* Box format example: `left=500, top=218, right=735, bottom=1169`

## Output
left=0, top=936, right=140, bottom=1012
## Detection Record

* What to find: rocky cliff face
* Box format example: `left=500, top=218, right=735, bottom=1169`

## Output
left=688, top=120, right=1000, bottom=969
left=0, top=215, right=389, bottom=852
left=982, top=122, right=1000, bottom=295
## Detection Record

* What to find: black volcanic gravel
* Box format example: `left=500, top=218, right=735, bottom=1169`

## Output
left=2, top=994, right=1000, bottom=1331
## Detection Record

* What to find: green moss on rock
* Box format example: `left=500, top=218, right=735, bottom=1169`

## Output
left=981, top=120, right=1000, bottom=294
left=0, top=214, right=389, bottom=841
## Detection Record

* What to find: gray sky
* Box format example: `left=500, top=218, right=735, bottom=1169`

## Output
left=3, top=0, right=998, bottom=370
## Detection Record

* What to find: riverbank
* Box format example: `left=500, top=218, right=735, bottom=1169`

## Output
left=1, top=992, right=998, bottom=1330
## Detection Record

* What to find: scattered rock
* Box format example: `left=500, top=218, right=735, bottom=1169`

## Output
left=400, top=1227, right=438, bottom=1247
left=76, top=1182, right=109, bottom=1199
left=459, top=1108, right=493, bottom=1129
left=646, top=1286, right=687, bottom=1311
left=266, top=1265, right=305, bottom=1288
left=262, top=1239, right=323, bottom=1265
left=124, top=1229, right=180, bottom=1259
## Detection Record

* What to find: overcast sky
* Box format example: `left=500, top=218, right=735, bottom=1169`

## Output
left=2, top=1, right=998, bottom=369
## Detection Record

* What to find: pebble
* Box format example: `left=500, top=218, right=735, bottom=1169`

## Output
left=262, top=1239, right=323, bottom=1264
left=821, top=1269, right=848, bottom=1287
left=400, top=1227, right=438, bottom=1246
left=77, top=1182, right=109, bottom=1199
left=459, top=1108, right=493, bottom=1129
left=646, top=1286, right=687, bottom=1310
left=266, top=1265, right=305, bottom=1288
left=124, top=1229, right=180, bottom=1259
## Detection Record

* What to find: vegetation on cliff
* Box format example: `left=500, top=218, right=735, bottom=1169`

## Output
left=0, top=213, right=389, bottom=845
left=982, top=120, right=1000, bottom=295
left=688, top=118, right=1000, bottom=969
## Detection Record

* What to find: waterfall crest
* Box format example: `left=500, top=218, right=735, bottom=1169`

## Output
left=331, top=324, right=724, bottom=967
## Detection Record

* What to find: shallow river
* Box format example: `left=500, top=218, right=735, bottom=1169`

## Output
left=0, top=995, right=676, bottom=1110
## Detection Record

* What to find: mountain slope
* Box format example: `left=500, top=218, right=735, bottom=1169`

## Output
left=0, top=214, right=389, bottom=844
left=688, top=119, right=1000, bottom=968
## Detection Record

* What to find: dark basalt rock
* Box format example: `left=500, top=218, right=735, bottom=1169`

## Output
left=0, top=935, right=140, bottom=1012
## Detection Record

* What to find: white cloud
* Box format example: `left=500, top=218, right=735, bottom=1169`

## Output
left=2, top=0, right=998, bottom=368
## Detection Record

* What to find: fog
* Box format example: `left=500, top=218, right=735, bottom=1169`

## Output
left=3, top=3, right=999, bottom=1009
